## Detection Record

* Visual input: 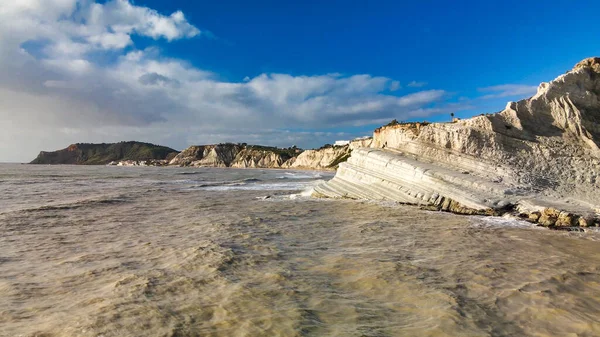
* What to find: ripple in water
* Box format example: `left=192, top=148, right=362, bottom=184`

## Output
left=1, top=164, right=600, bottom=336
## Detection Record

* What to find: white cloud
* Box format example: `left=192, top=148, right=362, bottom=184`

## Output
left=407, top=81, right=427, bottom=88
left=87, top=32, right=133, bottom=49
left=0, top=0, right=78, bottom=18
left=0, top=0, right=201, bottom=60
left=99, top=1, right=200, bottom=41
left=0, top=0, right=451, bottom=162
left=43, top=58, right=93, bottom=74
left=478, top=84, right=537, bottom=99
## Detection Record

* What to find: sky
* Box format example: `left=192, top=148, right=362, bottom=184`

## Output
left=1, top=0, right=599, bottom=162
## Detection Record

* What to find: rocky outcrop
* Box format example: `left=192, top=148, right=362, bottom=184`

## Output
left=284, top=145, right=351, bottom=170
left=281, top=137, right=373, bottom=170
left=231, top=147, right=300, bottom=168
left=169, top=144, right=243, bottom=167
left=349, top=136, right=373, bottom=150
left=30, top=141, right=179, bottom=165
left=169, top=144, right=302, bottom=168
left=315, top=57, right=600, bottom=228
left=107, top=159, right=170, bottom=167
left=169, top=143, right=360, bottom=170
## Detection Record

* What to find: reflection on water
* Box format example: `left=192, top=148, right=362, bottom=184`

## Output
left=1, top=164, right=600, bottom=337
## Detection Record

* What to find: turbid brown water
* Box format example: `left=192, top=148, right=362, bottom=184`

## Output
left=1, top=164, right=600, bottom=336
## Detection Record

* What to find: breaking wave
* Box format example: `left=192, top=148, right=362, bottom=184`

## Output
left=278, top=172, right=325, bottom=179
left=198, top=180, right=314, bottom=191
left=470, top=215, right=540, bottom=229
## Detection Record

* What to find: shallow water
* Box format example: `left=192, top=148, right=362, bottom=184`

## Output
left=1, top=164, right=600, bottom=336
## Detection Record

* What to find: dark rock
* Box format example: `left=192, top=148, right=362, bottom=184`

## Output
left=555, top=211, right=575, bottom=227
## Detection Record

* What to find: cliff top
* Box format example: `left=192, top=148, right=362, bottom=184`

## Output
left=31, top=141, right=179, bottom=165
left=573, top=57, right=600, bottom=72
left=374, top=120, right=431, bottom=134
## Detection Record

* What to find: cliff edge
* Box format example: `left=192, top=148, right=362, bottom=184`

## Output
left=314, top=57, right=600, bottom=228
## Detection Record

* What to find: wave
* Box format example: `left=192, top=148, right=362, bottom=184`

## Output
left=470, top=216, right=540, bottom=229
left=177, top=172, right=327, bottom=192
left=182, top=178, right=264, bottom=188
left=188, top=178, right=314, bottom=192
left=7, top=181, right=39, bottom=186
left=13, top=195, right=131, bottom=213
left=176, top=171, right=205, bottom=176
left=201, top=182, right=313, bottom=191
left=288, top=186, right=318, bottom=199
left=278, top=172, right=323, bottom=179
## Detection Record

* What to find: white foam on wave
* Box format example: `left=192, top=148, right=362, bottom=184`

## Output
left=288, top=187, right=316, bottom=200
left=179, top=171, right=331, bottom=193
left=201, top=181, right=314, bottom=191
left=287, top=178, right=337, bottom=200
left=172, top=179, right=198, bottom=184
left=470, top=215, right=540, bottom=229
left=278, top=172, right=324, bottom=179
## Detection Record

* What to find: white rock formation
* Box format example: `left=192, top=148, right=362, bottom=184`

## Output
left=349, top=136, right=373, bottom=150
left=284, top=146, right=350, bottom=170
left=169, top=144, right=242, bottom=167
left=168, top=143, right=346, bottom=170
left=315, top=58, right=600, bottom=227
left=231, top=148, right=293, bottom=168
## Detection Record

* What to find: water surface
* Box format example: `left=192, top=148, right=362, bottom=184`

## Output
left=1, top=164, right=600, bottom=336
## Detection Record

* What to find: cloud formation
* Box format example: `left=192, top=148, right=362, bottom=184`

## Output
left=407, top=81, right=427, bottom=88
left=0, top=0, right=452, bottom=162
left=478, top=84, right=538, bottom=99
left=390, top=81, right=401, bottom=91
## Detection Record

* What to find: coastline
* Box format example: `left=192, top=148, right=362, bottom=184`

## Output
left=312, top=59, right=600, bottom=230
left=23, top=59, right=600, bottom=230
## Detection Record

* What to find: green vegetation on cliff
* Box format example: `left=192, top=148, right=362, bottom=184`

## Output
left=30, top=141, right=179, bottom=165
left=244, top=144, right=301, bottom=161
left=327, top=153, right=351, bottom=169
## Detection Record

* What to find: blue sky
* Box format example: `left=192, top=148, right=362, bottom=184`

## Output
left=0, top=0, right=599, bottom=161
left=145, top=0, right=600, bottom=96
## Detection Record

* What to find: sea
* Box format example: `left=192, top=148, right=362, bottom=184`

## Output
left=1, top=163, right=600, bottom=337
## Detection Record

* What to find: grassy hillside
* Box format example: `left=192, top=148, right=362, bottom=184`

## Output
left=30, top=141, right=179, bottom=165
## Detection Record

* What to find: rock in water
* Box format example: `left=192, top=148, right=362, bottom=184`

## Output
left=314, top=57, right=600, bottom=226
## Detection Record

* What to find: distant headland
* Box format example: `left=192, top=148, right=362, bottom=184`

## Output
left=30, top=140, right=373, bottom=170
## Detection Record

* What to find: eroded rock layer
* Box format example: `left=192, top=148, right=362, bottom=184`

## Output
left=168, top=143, right=355, bottom=170
left=169, top=144, right=244, bottom=167
left=283, top=146, right=351, bottom=170
left=315, top=58, right=600, bottom=227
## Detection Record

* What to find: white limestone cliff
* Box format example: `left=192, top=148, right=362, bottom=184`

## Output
left=169, top=144, right=242, bottom=167
left=231, top=148, right=292, bottom=168
left=314, top=57, right=600, bottom=227
left=168, top=143, right=350, bottom=170
left=284, top=146, right=350, bottom=170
